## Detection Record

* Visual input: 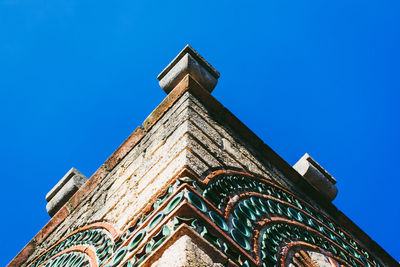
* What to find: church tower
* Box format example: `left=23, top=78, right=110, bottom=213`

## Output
left=10, top=46, right=398, bottom=266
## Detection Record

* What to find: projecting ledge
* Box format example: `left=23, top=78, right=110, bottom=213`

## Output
left=46, top=167, right=88, bottom=217
left=293, top=153, right=338, bottom=201
left=157, top=45, right=220, bottom=94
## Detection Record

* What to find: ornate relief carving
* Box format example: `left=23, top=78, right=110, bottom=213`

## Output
left=29, top=169, right=381, bottom=267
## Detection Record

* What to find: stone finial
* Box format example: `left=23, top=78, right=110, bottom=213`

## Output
left=46, top=168, right=88, bottom=217
left=157, top=45, right=220, bottom=94
left=293, top=153, right=338, bottom=201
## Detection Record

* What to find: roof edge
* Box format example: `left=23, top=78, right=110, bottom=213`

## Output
left=9, top=74, right=397, bottom=266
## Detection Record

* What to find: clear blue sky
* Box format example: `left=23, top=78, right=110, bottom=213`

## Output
left=1, top=0, right=399, bottom=265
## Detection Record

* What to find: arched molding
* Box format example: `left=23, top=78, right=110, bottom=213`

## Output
left=197, top=169, right=379, bottom=266
left=37, top=245, right=98, bottom=267
left=29, top=222, right=118, bottom=267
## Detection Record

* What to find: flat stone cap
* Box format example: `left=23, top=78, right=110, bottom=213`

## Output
left=293, top=153, right=337, bottom=201
left=157, top=45, right=220, bottom=94
left=302, top=153, right=336, bottom=184
left=46, top=167, right=87, bottom=217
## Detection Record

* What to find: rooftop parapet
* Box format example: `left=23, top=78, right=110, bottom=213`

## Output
left=46, top=167, right=88, bottom=217
left=293, top=153, right=338, bottom=201
left=157, top=45, right=220, bottom=94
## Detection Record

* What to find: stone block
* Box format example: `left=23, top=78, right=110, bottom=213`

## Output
left=157, top=45, right=220, bottom=94
left=151, top=235, right=223, bottom=267
left=293, top=153, right=338, bottom=201
left=46, top=168, right=87, bottom=217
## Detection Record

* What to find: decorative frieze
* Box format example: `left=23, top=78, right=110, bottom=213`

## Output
left=29, top=169, right=381, bottom=267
